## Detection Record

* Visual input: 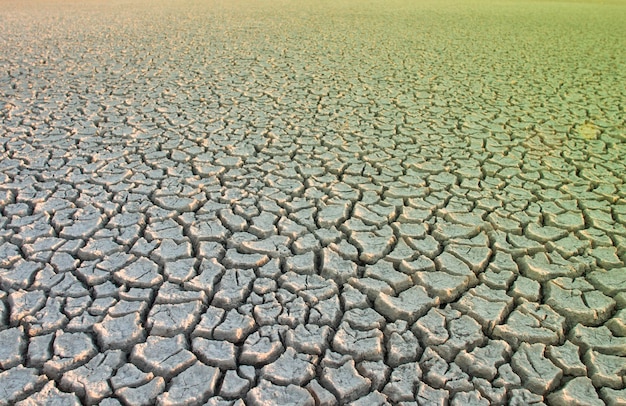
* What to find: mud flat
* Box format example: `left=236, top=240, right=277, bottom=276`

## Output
left=1, top=0, right=625, bottom=404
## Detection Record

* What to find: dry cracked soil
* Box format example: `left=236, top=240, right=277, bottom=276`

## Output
left=1, top=0, right=626, bottom=405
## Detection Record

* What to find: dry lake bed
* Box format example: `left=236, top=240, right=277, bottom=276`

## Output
left=1, top=0, right=625, bottom=404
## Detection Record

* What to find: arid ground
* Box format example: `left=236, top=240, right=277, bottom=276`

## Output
left=1, top=0, right=625, bottom=404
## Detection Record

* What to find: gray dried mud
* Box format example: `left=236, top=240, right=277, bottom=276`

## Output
left=1, top=0, right=625, bottom=404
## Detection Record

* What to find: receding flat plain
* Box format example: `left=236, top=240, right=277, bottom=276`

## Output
left=1, top=0, right=625, bottom=404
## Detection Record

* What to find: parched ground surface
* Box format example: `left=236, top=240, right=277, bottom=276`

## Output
left=1, top=0, right=626, bottom=404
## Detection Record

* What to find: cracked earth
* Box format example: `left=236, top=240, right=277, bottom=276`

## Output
left=1, top=0, right=625, bottom=405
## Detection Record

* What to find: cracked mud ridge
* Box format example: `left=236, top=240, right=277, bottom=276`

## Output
left=1, top=0, right=625, bottom=405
